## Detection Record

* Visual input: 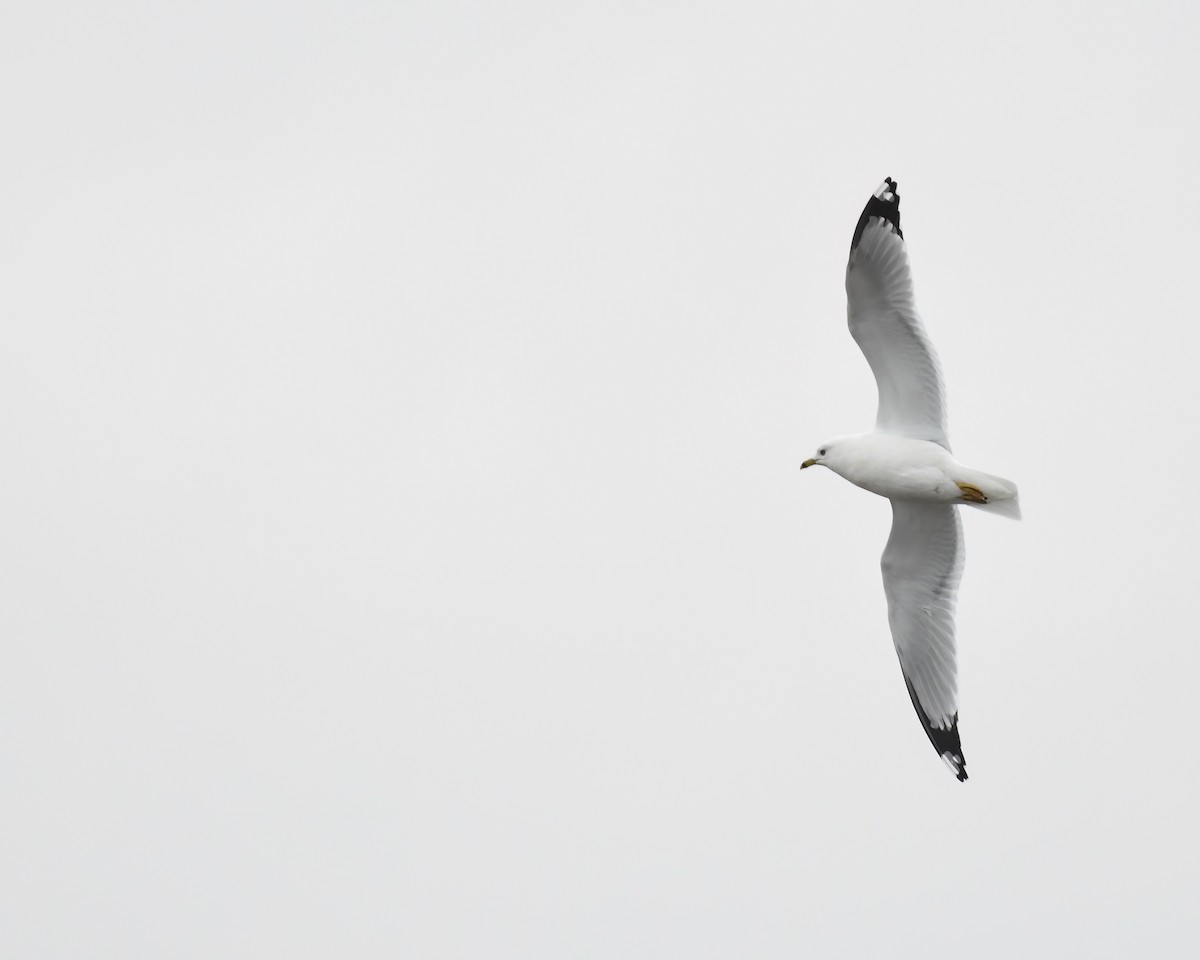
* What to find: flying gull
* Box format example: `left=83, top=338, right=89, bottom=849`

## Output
left=801, top=178, right=1020, bottom=781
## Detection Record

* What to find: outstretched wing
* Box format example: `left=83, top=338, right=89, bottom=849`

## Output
left=846, top=178, right=950, bottom=450
left=882, top=500, right=967, bottom=781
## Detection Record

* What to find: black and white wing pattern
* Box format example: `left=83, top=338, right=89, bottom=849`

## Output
left=846, top=178, right=950, bottom=450
left=882, top=500, right=967, bottom=780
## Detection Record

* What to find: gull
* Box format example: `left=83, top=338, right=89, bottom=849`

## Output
left=801, top=178, right=1019, bottom=782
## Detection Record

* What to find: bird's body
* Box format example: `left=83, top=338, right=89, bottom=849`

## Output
left=815, top=433, right=1019, bottom=515
left=802, top=178, right=1019, bottom=781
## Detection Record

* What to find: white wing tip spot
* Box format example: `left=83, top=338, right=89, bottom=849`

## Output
left=873, top=178, right=897, bottom=202
left=940, top=751, right=966, bottom=779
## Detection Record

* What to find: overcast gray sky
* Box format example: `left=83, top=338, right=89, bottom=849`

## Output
left=3, top=1, right=1199, bottom=957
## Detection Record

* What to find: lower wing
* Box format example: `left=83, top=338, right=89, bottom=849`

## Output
left=881, top=500, right=967, bottom=780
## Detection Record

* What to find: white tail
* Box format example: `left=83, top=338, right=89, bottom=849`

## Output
left=959, top=468, right=1021, bottom=520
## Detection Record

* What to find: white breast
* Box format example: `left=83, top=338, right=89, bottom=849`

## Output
left=831, top=434, right=961, bottom=502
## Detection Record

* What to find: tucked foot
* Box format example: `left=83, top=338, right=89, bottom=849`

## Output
left=957, top=482, right=989, bottom=504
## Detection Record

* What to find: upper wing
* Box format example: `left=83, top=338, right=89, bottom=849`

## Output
left=882, top=500, right=967, bottom=781
left=846, top=178, right=950, bottom=450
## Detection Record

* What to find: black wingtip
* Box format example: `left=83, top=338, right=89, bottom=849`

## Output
left=849, top=177, right=903, bottom=254
left=903, top=674, right=968, bottom=782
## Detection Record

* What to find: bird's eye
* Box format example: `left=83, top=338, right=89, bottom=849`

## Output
left=819, top=448, right=826, bottom=456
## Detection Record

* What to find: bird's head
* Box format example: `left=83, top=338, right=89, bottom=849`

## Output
left=801, top=439, right=843, bottom=471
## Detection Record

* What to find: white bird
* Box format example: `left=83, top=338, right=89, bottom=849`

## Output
left=801, top=178, right=1019, bottom=782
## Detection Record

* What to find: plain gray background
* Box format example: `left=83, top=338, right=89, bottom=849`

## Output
left=4, top=1, right=1198, bottom=956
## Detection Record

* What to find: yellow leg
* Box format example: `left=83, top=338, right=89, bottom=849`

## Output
left=957, top=482, right=989, bottom=504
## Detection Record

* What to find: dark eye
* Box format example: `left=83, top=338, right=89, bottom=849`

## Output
left=819, top=448, right=826, bottom=456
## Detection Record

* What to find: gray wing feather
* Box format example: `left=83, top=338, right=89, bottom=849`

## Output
left=882, top=499, right=967, bottom=780
left=846, top=180, right=950, bottom=450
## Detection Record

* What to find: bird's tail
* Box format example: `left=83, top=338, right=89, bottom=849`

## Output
left=959, top=469, right=1021, bottom=520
